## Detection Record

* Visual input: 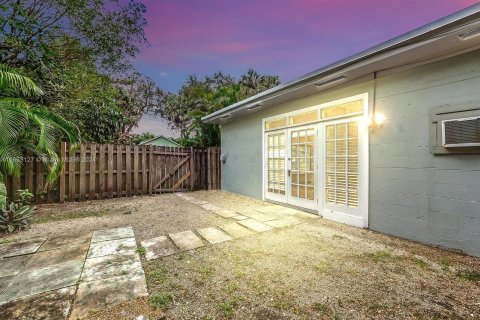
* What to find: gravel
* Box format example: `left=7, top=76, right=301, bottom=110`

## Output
left=2, top=194, right=230, bottom=243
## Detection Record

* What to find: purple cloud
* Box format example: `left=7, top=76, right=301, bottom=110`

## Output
left=135, top=0, right=479, bottom=92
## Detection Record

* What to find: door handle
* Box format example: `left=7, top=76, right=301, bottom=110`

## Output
left=287, top=169, right=291, bottom=177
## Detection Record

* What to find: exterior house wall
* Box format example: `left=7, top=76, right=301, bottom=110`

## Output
left=370, top=50, right=480, bottom=256
left=220, top=50, right=480, bottom=256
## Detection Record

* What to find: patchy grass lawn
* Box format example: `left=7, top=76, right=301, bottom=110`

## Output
left=140, top=221, right=479, bottom=319
left=141, top=191, right=480, bottom=320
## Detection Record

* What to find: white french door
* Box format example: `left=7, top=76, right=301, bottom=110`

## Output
left=287, top=126, right=317, bottom=210
left=264, top=126, right=317, bottom=210
left=263, top=93, right=369, bottom=227
left=265, top=130, right=287, bottom=203
left=319, top=117, right=368, bottom=227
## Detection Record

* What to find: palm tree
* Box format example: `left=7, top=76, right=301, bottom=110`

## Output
left=0, top=64, right=79, bottom=208
left=239, top=69, right=262, bottom=96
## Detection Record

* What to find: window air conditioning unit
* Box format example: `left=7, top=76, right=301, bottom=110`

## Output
left=442, top=116, right=480, bottom=147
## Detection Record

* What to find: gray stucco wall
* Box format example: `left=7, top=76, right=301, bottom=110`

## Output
left=220, top=50, right=480, bottom=256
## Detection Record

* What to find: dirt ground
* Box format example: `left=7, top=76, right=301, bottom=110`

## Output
left=2, top=191, right=479, bottom=319
left=1, top=193, right=230, bottom=243
left=139, top=193, right=480, bottom=320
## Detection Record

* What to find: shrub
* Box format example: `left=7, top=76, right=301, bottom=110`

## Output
left=0, top=188, right=35, bottom=233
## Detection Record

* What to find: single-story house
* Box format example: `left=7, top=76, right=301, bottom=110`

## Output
left=203, top=5, right=480, bottom=257
left=139, top=136, right=181, bottom=147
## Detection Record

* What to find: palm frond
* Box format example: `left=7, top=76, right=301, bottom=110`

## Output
left=0, top=143, right=23, bottom=177
left=0, top=65, right=44, bottom=97
left=0, top=98, right=29, bottom=143
left=29, top=107, right=80, bottom=148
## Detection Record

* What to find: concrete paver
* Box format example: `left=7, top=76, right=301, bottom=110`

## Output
left=0, top=255, right=30, bottom=277
left=0, top=276, right=14, bottom=293
left=211, top=208, right=237, bottom=218
left=91, top=227, right=135, bottom=243
left=199, top=203, right=221, bottom=211
left=140, top=236, right=177, bottom=261
left=197, top=227, right=232, bottom=244
left=0, top=286, right=76, bottom=320
left=0, top=260, right=83, bottom=304
left=87, top=237, right=137, bottom=258
left=0, top=238, right=45, bottom=259
left=231, top=215, right=248, bottom=220
left=81, top=252, right=143, bottom=282
left=237, top=210, right=279, bottom=222
left=70, top=271, right=148, bottom=319
left=238, top=219, right=273, bottom=232
left=219, top=222, right=255, bottom=238
left=189, top=199, right=208, bottom=205
left=264, top=216, right=304, bottom=228
left=39, top=233, right=91, bottom=252
left=23, top=242, right=89, bottom=271
left=0, top=226, right=148, bottom=319
left=169, top=231, right=205, bottom=251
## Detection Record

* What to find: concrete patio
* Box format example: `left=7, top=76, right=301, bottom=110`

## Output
left=0, top=227, right=147, bottom=319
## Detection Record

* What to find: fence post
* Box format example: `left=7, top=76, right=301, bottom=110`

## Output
left=98, top=144, right=105, bottom=199
left=68, top=147, right=76, bottom=201
left=148, top=145, right=154, bottom=195
left=89, top=144, right=96, bottom=200
left=190, top=147, right=195, bottom=191
left=59, top=142, right=67, bottom=203
left=79, top=144, right=86, bottom=201
left=107, top=144, right=113, bottom=198
left=125, top=145, right=132, bottom=197
left=116, top=145, right=123, bottom=198
left=133, top=145, right=139, bottom=196
left=207, top=148, right=211, bottom=190
left=141, top=145, right=147, bottom=195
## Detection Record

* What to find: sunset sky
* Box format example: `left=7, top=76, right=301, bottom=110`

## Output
left=133, top=0, right=479, bottom=135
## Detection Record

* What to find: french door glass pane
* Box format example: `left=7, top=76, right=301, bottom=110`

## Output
left=325, top=121, right=359, bottom=207
left=290, top=128, right=315, bottom=201
left=267, top=132, right=286, bottom=195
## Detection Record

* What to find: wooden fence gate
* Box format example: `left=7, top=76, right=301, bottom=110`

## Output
left=3, top=143, right=221, bottom=204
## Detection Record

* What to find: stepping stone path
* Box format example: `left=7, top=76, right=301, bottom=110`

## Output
left=70, top=227, right=147, bottom=319
left=238, top=219, right=273, bottom=232
left=137, top=193, right=318, bottom=263
left=140, top=236, right=177, bottom=260
left=219, top=222, right=254, bottom=238
left=0, top=227, right=147, bottom=319
left=197, top=227, right=232, bottom=244
left=169, top=230, right=205, bottom=251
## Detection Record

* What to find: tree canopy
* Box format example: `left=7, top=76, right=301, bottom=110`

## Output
left=157, top=69, right=280, bottom=147
left=0, top=0, right=162, bottom=143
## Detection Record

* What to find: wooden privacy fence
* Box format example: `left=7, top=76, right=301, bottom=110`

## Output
left=4, top=143, right=221, bottom=204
